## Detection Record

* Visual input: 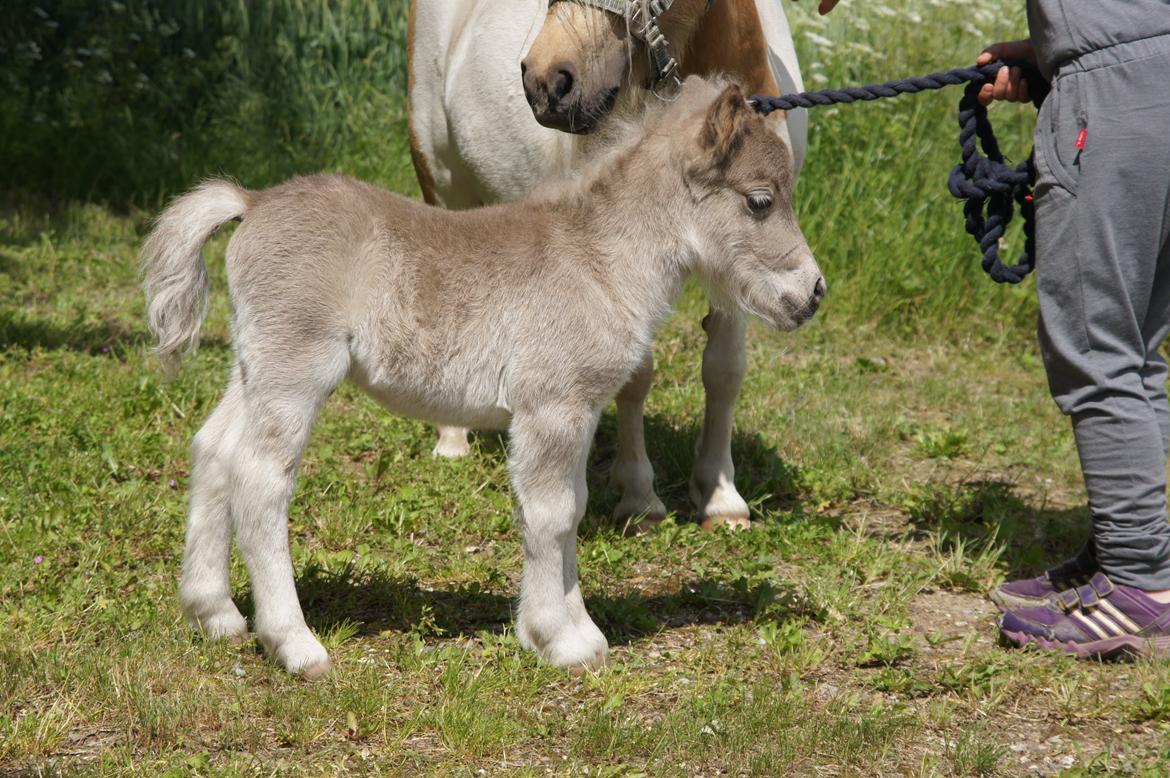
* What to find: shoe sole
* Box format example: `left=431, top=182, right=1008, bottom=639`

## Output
left=1001, top=628, right=1170, bottom=659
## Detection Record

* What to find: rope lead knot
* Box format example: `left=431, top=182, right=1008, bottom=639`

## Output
left=750, top=61, right=1048, bottom=284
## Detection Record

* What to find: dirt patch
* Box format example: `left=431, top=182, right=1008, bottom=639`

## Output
left=910, top=589, right=999, bottom=651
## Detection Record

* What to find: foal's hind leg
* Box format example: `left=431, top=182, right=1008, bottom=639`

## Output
left=690, top=308, right=751, bottom=531
left=231, top=351, right=347, bottom=677
left=610, top=351, right=667, bottom=534
left=511, top=407, right=608, bottom=669
left=180, top=364, right=249, bottom=639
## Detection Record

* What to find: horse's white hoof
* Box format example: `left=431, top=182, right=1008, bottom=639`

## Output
left=432, top=427, right=472, bottom=458
left=612, top=495, right=667, bottom=536
left=621, top=514, right=666, bottom=536
left=267, top=628, right=331, bottom=676
left=700, top=515, right=753, bottom=532
left=610, top=461, right=665, bottom=533
left=690, top=474, right=750, bottom=528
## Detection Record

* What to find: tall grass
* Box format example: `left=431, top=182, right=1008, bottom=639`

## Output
left=0, top=0, right=1037, bottom=334
left=0, top=0, right=415, bottom=205
left=788, top=0, right=1036, bottom=334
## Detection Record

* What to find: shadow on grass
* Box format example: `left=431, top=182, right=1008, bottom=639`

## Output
left=0, top=248, right=20, bottom=275
left=429, top=410, right=808, bottom=537
left=0, top=310, right=147, bottom=355
left=246, top=563, right=811, bottom=647
left=0, top=309, right=232, bottom=356
left=902, top=478, right=1091, bottom=578
left=583, top=411, right=807, bottom=535
left=0, top=199, right=144, bottom=248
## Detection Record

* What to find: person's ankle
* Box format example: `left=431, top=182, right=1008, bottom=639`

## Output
left=1143, top=588, right=1170, bottom=605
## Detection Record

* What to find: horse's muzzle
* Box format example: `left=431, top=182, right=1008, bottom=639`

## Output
left=521, top=59, right=616, bottom=134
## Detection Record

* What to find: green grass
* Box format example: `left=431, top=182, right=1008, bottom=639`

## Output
left=1, top=0, right=416, bottom=205
left=3, top=0, right=1170, bottom=775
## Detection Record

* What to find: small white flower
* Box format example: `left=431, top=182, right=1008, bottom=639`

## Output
left=803, top=31, right=834, bottom=48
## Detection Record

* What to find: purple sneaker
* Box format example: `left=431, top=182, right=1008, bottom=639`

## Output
left=999, top=572, right=1170, bottom=659
left=990, top=556, right=1098, bottom=610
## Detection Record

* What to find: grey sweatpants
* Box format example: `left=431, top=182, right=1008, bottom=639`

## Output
left=1034, top=34, right=1170, bottom=590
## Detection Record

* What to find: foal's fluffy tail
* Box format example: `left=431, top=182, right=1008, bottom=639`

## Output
left=141, top=180, right=251, bottom=373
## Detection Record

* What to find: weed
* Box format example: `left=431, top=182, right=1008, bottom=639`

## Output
left=947, top=730, right=1006, bottom=777
left=1130, top=681, right=1170, bottom=723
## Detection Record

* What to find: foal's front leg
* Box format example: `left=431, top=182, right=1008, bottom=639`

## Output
left=690, top=308, right=752, bottom=530
left=510, top=407, right=608, bottom=669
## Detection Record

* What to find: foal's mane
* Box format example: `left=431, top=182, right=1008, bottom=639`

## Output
left=530, top=75, right=733, bottom=207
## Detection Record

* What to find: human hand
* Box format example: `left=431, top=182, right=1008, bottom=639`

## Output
left=976, top=40, right=1037, bottom=106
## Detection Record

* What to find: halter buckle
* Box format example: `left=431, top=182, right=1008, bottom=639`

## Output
left=552, top=0, right=685, bottom=88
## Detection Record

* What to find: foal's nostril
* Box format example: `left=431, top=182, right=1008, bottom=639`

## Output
left=813, top=277, right=827, bottom=301
left=552, top=68, right=575, bottom=101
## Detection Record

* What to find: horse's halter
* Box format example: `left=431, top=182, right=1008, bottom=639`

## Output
left=547, top=0, right=717, bottom=87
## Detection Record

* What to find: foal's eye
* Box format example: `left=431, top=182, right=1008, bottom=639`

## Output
left=746, top=191, right=774, bottom=214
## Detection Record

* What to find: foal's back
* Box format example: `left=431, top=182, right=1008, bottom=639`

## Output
left=231, top=174, right=561, bottom=317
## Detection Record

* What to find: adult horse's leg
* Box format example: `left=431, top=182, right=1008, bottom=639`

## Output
left=511, top=406, right=608, bottom=669
left=690, top=307, right=752, bottom=530
left=180, top=362, right=248, bottom=639
left=433, top=425, right=472, bottom=458
left=610, top=351, right=667, bottom=533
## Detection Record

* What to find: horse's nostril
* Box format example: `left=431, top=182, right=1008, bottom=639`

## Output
left=552, top=68, right=575, bottom=101
left=814, top=277, right=826, bottom=300
left=520, top=61, right=528, bottom=77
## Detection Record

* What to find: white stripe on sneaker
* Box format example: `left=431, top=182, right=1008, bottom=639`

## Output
left=1099, top=600, right=1142, bottom=633
left=1071, top=610, right=1111, bottom=640
left=1090, top=610, right=1125, bottom=637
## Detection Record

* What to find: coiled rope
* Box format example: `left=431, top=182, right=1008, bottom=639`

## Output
left=750, top=61, right=1048, bottom=284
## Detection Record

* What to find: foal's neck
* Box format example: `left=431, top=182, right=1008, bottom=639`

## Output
left=552, top=137, right=695, bottom=329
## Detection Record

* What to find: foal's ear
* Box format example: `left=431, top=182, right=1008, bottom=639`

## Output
left=698, top=84, right=754, bottom=167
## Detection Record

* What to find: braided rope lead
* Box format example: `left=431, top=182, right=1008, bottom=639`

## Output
left=750, top=61, right=1049, bottom=284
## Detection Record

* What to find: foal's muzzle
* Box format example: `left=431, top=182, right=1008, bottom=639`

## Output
left=796, top=276, right=827, bottom=323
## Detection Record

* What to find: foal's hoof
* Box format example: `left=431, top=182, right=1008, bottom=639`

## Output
left=567, top=648, right=610, bottom=676
left=267, top=629, right=331, bottom=677
left=184, top=604, right=249, bottom=642
left=520, top=620, right=610, bottom=671
left=700, top=515, right=753, bottom=532
left=299, top=658, right=333, bottom=681
left=546, top=636, right=610, bottom=673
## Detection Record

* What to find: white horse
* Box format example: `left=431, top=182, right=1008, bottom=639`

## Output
left=408, top=0, right=808, bottom=531
left=144, top=77, right=823, bottom=675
